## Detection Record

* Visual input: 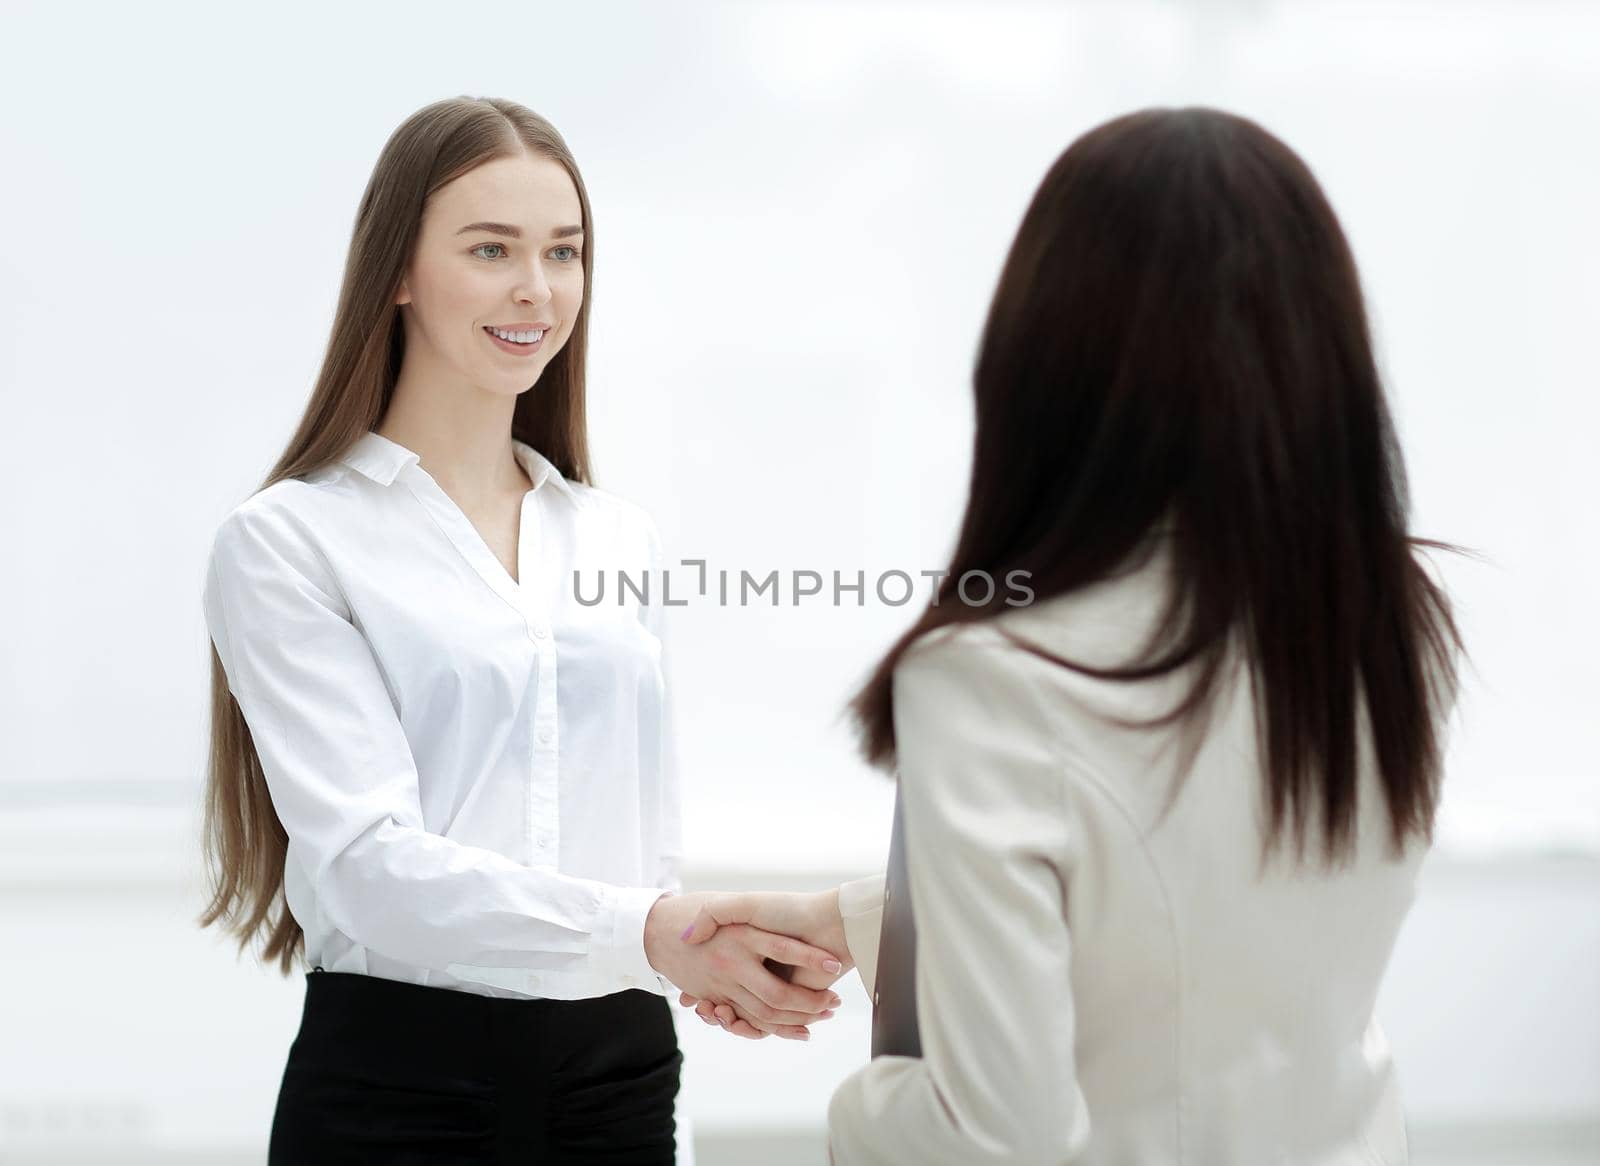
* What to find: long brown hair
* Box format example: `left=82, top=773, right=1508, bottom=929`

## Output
left=198, top=96, right=597, bottom=973
left=849, top=107, right=1471, bottom=869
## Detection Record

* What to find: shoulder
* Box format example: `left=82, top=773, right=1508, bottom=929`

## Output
left=892, top=619, right=1064, bottom=733
left=898, top=540, right=1190, bottom=723
left=567, top=482, right=665, bottom=558
left=890, top=580, right=1187, bottom=746
left=208, top=480, right=343, bottom=596
left=895, top=585, right=1141, bottom=693
left=213, top=477, right=327, bottom=542
left=213, top=455, right=399, bottom=548
left=568, top=481, right=657, bottom=527
left=897, top=618, right=1023, bottom=677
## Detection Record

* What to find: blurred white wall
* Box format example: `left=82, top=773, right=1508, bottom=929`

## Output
left=1, top=0, right=1596, bottom=1162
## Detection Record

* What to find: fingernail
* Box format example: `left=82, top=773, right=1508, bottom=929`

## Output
left=679, top=924, right=694, bottom=940
left=823, top=959, right=843, bottom=973
left=829, top=995, right=842, bottom=1008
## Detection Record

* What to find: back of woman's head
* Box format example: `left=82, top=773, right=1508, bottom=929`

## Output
left=851, top=105, right=1468, bottom=869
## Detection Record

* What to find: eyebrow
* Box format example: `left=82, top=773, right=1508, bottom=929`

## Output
left=454, top=221, right=584, bottom=240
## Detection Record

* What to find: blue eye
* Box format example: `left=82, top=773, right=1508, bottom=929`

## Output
left=471, top=243, right=581, bottom=262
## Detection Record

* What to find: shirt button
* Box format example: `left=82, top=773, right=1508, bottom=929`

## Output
left=622, top=974, right=638, bottom=987
left=873, top=990, right=881, bottom=1006
left=532, top=624, right=548, bottom=639
left=538, top=728, right=553, bottom=745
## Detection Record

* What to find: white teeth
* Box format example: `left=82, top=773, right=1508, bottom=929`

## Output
left=490, top=327, right=543, bottom=344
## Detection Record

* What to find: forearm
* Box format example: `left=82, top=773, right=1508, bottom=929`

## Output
left=314, top=817, right=668, bottom=991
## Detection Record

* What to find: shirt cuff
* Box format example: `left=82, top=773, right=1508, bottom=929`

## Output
left=839, top=872, right=886, bottom=919
left=838, top=873, right=886, bottom=998
left=600, top=884, right=674, bottom=995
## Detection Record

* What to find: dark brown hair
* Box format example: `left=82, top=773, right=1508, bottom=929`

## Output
left=199, top=96, right=597, bottom=973
left=849, top=107, right=1470, bottom=869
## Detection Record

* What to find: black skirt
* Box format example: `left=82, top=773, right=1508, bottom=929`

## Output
left=267, top=968, right=683, bottom=1165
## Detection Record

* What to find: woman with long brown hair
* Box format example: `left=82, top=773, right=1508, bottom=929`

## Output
left=198, top=95, right=845, bottom=1164
left=677, top=107, right=1470, bottom=1164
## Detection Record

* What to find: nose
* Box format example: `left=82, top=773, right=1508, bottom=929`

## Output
left=511, top=262, right=553, bottom=308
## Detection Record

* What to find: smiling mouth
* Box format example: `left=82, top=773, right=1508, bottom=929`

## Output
left=483, top=325, right=546, bottom=345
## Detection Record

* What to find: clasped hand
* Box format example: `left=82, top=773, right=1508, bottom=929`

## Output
left=645, top=888, right=854, bottom=1041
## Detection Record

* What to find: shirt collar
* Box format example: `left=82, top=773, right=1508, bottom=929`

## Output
left=340, top=429, right=577, bottom=502
left=511, top=438, right=578, bottom=502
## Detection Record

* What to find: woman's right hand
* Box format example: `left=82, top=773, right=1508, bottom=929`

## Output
left=675, top=888, right=853, bottom=1039
left=643, top=891, right=845, bottom=1038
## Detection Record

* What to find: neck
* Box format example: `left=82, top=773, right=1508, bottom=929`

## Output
left=376, top=391, right=526, bottom=504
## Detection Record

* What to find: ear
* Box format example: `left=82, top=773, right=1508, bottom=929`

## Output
left=395, top=277, right=411, bottom=307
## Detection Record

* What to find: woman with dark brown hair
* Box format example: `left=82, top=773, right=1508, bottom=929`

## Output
left=197, top=96, right=845, bottom=1164
left=678, top=106, right=1470, bottom=1164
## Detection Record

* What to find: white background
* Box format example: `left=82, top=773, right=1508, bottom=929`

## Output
left=1, top=1, right=1595, bottom=1162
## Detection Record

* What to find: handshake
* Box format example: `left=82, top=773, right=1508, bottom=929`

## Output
left=642, top=888, right=855, bottom=1040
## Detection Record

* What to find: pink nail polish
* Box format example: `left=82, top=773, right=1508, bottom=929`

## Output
left=679, top=924, right=694, bottom=940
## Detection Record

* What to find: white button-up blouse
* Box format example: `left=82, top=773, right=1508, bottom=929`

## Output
left=200, top=429, right=683, bottom=1001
